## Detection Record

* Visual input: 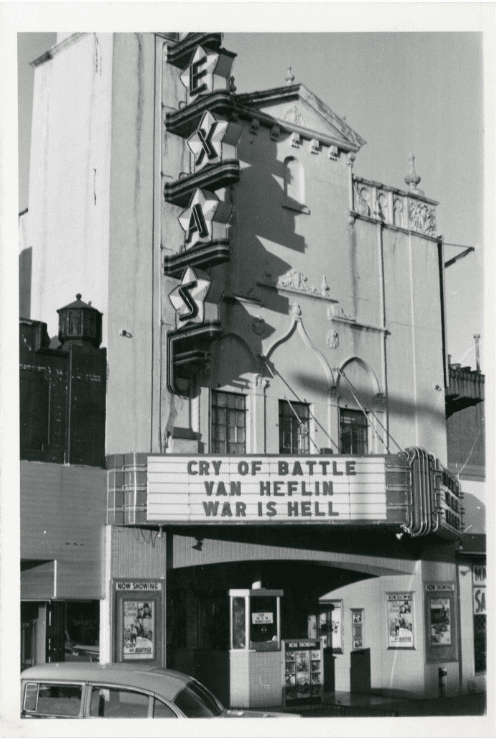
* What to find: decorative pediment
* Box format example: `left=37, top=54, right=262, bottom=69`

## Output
left=235, top=84, right=366, bottom=152
left=165, top=84, right=365, bottom=152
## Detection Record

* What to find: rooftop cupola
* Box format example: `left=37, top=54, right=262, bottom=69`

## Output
left=57, top=293, right=102, bottom=348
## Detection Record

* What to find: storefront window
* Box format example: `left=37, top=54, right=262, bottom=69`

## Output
left=279, top=401, right=310, bottom=454
left=65, top=601, right=100, bottom=661
left=211, top=391, right=246, bottom=455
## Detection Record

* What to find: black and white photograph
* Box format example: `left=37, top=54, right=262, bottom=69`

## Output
left=0, top=2, right=493, bottom=736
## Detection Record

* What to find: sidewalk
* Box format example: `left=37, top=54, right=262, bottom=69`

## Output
left=265, top=691, right=487, bottom=718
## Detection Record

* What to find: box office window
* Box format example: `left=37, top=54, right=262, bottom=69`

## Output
left=340, top=409, right=368, bottom=455
left=279, top=401, right=310, bottom=454
left=250, top=596, right=278, bottom=650
left=231, top=597, right=246, bottom=649
left=211, top=391, right=246, bottom=455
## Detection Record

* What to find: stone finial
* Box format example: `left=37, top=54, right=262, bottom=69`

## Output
left=404, top=153, right=422, bottom=192
left=285, top=66, right=295, bottom=85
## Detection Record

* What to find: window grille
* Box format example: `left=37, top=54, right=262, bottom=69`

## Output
left=211, top=391, right=246, bottom=455
left=279, top=400, right=310, bottom=454
left=340, top=409, right=368, bottom=455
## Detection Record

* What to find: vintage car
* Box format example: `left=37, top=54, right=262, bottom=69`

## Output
left=21, top=662, right=293, bottom=718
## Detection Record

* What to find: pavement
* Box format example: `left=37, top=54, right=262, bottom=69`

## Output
left=263, top=691, right=487, bottom=718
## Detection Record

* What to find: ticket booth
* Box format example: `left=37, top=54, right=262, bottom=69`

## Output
left=228, top=588, right=283, bottom=708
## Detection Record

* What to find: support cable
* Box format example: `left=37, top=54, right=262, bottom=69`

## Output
left=262, top=357, right=340, bottom=453
left=337, top=369, right=403, bottom=455
left=457, top=427, right=482, bottom=477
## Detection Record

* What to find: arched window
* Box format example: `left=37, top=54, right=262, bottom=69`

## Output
left=336, top=358, right=380, bottom=455
left=283, top=157, right=308, bottom=212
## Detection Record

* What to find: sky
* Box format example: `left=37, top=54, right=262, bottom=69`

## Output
left=16, top=22, right=487, bottom=372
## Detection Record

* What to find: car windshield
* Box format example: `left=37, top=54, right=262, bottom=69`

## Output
left=174, top=680, right=224, bottom=718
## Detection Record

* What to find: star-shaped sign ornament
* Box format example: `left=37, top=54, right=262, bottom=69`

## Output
left=178, top=188, right=220, bottom=249
left=187, top=111, right=228, bottom=170
left=180, top=45, right=233, bottom=103
left=169, top=267, right=212, bottom=327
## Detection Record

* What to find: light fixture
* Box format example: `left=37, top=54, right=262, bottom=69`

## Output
left=157, top=526, right=163, bottom=539
left=192, top=537, right=204, bottom=551
left=396, top=532, right=404, bottom=541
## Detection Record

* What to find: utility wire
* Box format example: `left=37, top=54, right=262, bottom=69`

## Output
left=263, top=357, right=340, bottom=452
left=262, top=357, right=340, bottom=453
left=457, top=427, right=482, bottom=477
left=262, top=359, right=321, bottom=454
left=337, top=369, right=403, bottom=454
left=337, top=369, right=388, bottom=451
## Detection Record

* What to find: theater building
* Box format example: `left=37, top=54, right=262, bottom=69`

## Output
left=22, top=32, right=484, bottom=707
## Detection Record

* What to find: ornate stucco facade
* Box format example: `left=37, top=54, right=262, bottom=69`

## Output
left=21, top=32, right=485, bottom=707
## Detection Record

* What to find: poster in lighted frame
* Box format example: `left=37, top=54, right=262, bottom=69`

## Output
left=386, top=592, right=414, bottom=649
left=122, top=600, right=155, bottom=660
left=429, top=597, right=452, bottom=647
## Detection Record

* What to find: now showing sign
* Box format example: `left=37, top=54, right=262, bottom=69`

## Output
left=147, top=455, right=387, bottom=524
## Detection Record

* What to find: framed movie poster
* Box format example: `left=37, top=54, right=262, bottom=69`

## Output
left=351, top=609, right=364, bottom=650
left=429, top=597, right=452, bottom=647
left=386, top=593, right=414, bottom=649
left=122, top=599, right=155, bottom=660
left=318, top=601, right=342, bottom=652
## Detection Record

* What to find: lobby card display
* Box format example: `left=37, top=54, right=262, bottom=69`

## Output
left=283, top=639, right=322, bottom=706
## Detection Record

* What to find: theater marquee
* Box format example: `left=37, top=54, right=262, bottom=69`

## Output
left=147, top=455, right=389, bottom=524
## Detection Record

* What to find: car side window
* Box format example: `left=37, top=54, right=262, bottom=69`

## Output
left=152, top=697, right=178, bottom=718
left=89, top=686, right=150, bottom=718
left=23, top=682, right=82, bottom=717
